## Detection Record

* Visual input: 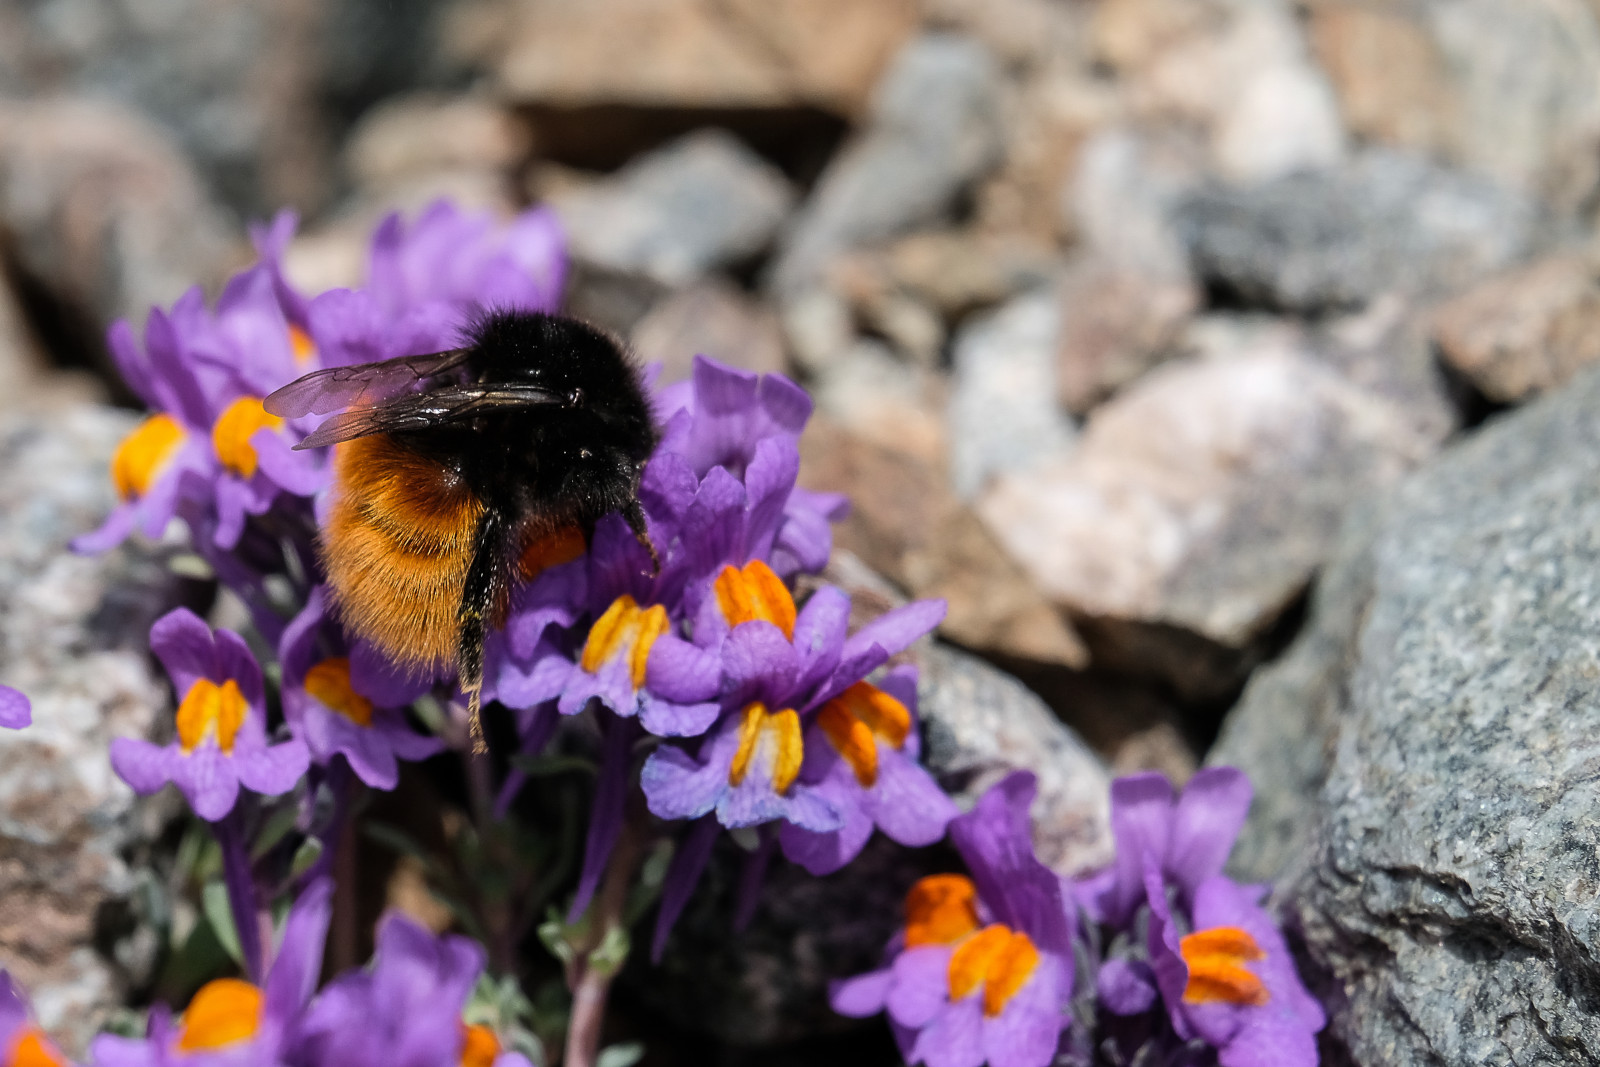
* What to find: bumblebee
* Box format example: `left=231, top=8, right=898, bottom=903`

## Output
left=265, top=310, right=658, bottom=749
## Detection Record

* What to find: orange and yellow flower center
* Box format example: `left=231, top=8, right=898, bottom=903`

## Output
left=5, top=1025, right=66, bottom=1067
left=175, top=678, right=249, bottom=755
left=727, top=702, right=803, bottom=794
left=948, top=924, right=1041, bottom=1017
left=458, top=1023, right=499, bottom=1067
left=212, top=396, right=284, bottom=479
left=714, top=560, right=796, bottom=639
left=177, top=978, right=263, bottom=1051
left=904, top=874, right=981, bottom=947
left=816, top=682, right=912, bottom=787
left=288, top=323, right=316, bottom=366
left=111, top=413, right=185, bottom=501
left=1179, top=926, right=1268, bottom=1006
left=517, top=524, right=587, bottom=581
left=304, top=657, right=374, bottom=727
left=581, top=595, right=669, bottom=689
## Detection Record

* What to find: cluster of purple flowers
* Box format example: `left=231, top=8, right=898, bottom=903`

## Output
left=3, top=881, right=529, bottom=1067
left=832, top=768, right=1326, bottom=1067
left=0, top=196, right=1330, bottom=1067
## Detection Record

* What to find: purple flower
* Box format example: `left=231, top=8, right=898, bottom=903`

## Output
left=90, top=878, right=333, bottom=1067
left=288, top=911, right=529, bottom=1067
left=831, top=773, right=1075, bottom=1067
left=640, top=565, right=943, bottom=834
left=304, top=201, right=566, bottom=372
left=1075, top=767, right=1253, bottom=930
left=1143, top=872, right=1325, bottom=1067
left=2, top=970, right=73, bottom=1067
left=0, top=686, right=29, bottom=729
left=779, top=666, right=958, bottom=876
left=111, top=609, right=309, bottom=821
left=280, top=588, right=443, bottom=790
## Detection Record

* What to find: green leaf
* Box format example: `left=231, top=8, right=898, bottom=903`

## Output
left=588, top=924, right=631, bottom=979
left=596, top=1043, right=644, bottom=1067
left=167, top=553, right=214, bottom=580
left=537, top=917, right=578, bottom=969
left=201, top=881, right=244, bottom=968
left=251, top=802, right=302, bottom=861
left=288, top=837, right=324, bottom=880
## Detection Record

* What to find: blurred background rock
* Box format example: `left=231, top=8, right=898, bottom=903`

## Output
left=2, top=0, right=1600, bottom=1063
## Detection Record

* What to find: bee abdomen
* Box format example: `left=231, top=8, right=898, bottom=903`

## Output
left=322, top=435, right=484, bottom=671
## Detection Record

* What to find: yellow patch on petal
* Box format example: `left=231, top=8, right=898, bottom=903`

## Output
left=304, top=657, right=374, bottom=727
left=6, top=1026, right=66, bottom=1067
left=177, top=978, right=263, bottom=1051
left=903, top=874, right=980, bottom=948
left=175, top=678, right=249, bottom=755
left=111, top=413, right=185, bottom=501
left=288, top=323, right=316, bottom=365
left=212, top=396, right=284, bottom=479
left=713, top=560, right=796, bottom=638
left=458, top=1023, right=499, bottom=1067
left=816, top=681, right=913, bottom=785
left=580, top=595, right=670, bottom=689
left=1180, top=925, right=1268, bottom=1006
left=727, top=702, right=803, bottom=794
left=946, top=924, right=1041, bottom=1017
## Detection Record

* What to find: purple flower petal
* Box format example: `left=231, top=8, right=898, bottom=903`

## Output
left=916, top=995, right=985, bottom=1067
left=0, top=686, right=30, bottom=729
left=641, top=740, right=727, bottom=822
left=1105, top=773, right=1179, bottom=926
left=830, top=968, right=893, bottom=1019
left=980, top=952, right=1068, bottom=1067
left=644, top=634, right=721, bottom=704
left=569, top=716, right=634, bottom=921
left=651, top=815, right=719, bottom=963
left=235, top=738, right=311, bottom=798
left=171, top=745, right=242, bottom=822
left=1098, top=957, right=1159, bottom=1016
left=264, top=877, right=333, bottom=1021
left=887, top=945, right=955, bottom=1028
left=866, top=746, right=959, bottom=848
left=1168, top=767, right=1252, bottom=900
left=109, top=738, right=178, bottom=796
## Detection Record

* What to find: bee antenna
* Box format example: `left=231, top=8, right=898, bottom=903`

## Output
left=623, top=498, right=659, bottom=577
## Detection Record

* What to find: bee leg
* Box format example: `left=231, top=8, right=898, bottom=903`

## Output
left=623, top=498, right=659, bottom=576
left=458, top=507, right=511, bottom=755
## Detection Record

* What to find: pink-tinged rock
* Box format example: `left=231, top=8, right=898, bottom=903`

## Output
left=978, top=338, right=1439, bottom=697
left=630, top=279, right=787, bottom=385
left=1432, top=252, right=1600, bottom=404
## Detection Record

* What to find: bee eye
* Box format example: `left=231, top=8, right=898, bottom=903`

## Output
left=568, top=387, right=584, bottom=406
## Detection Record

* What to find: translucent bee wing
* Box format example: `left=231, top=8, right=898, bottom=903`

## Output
left=293, top=383, right=565, bottom=450
left=263, top=348, right=476, bottom=418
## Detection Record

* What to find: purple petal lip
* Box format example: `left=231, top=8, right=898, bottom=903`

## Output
left=0, top=686, right=30, bottom=729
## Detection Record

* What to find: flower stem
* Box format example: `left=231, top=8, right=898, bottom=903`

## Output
left=215, top=810, right=264, bottom=983
left=563, top=805, right=648, bottom=1067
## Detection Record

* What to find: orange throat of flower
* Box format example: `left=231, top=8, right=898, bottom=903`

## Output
left=175, top=678, right=250, bottom=754
left=304, top=657, right=374, bottom=727
left=111, top=413, right=185, bottom=501
left=816, top=681, right=912, bottom=787
left=714, top=560, right=796, bottom=637
left=6, top=1025, right=67, bottom=1067
left=1179, top=926, right=1269, bottom=1006
left=727, top=702, right=803, bottom=794
left=177, top=978, right=263, bottom=1051
left=212, top=396, right=284, bottom=479
left=580, top=595, right=669, bottom=688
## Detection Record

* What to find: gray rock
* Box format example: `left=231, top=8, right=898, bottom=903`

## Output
left=550, top=130, right=795, bottom=288
left=628, top=279, right=787, bottom=385
left=769, top=33, right=1004, bottom=294
left=0, top=97, right=240, bottom=330
left=947, top=291, right=1078, bottom=500
left=1212, top=365, right=1600, bottom=1062
left=1177, top=149, right=1537, bottom=312
left=0, top=405, right=182, bottom=1054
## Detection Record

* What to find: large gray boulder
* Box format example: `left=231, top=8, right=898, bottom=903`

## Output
left=1212, top=365, right=1600, bottom=1063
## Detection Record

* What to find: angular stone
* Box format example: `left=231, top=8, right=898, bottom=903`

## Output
left=1307, top=0, right=1600, bottom=210
left=833, top=228, right=1059, bottom=320
left=629, top=279, right=786, bottom=385
left=343, top=93, right=529, bottom=192
left=1177, top=149, right=1537, bottom=312
left=0, top=97, right=240, bottom=329
left=947, top=291, right=1078, bottom=499
left=494, top=0, right=920, bottom=117
left=1055, top=255, right=1198, bottom=414
left=1432, top=252, right=1600, bottom=404
left=1093, top=0, right=1345, bottom=182
left=549, top=130, right=794, bottom=287
left=1213, top=365, right=1600, bottom=1064
left=977, top=334, right=1440, bottom=699
left=799, top=418, right=1088, bottom=671
left=769, top=33, right=1004, bottom=294
left=0, top=405, right=181, bottom=1054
